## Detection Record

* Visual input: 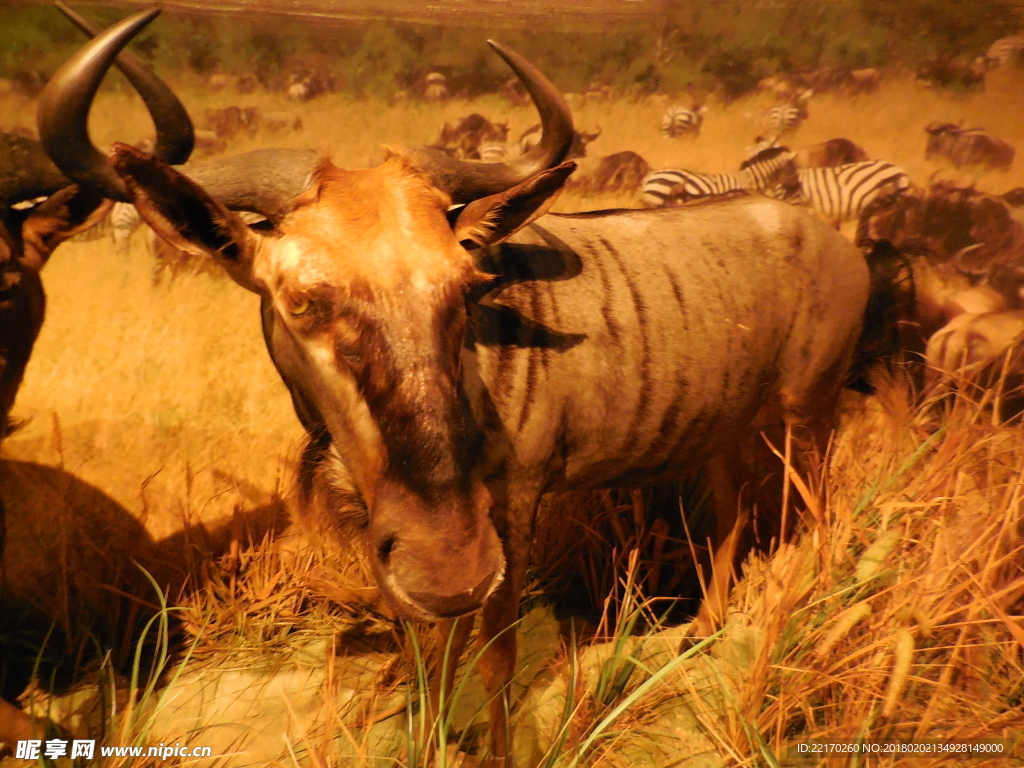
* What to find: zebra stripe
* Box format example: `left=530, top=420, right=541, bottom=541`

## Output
left=795, top=161, right=910, bottom=223
left=660, top=105, right=706, bottom=138
left=477, top=141, right=507, bottom=163
left=109, top=201, right=142, bottom=254
left=642, top=147, right=796, bottom=207
left=739, top=145, right=795, bottom=189
left=767, top=106, right=804, bottom=133
left=641, top=169, right=745, bottom=207
left=986, top=35, right=1024, bottom=66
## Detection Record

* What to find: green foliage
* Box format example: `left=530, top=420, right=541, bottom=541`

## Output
left=0, top=0, right=1019, bottom=98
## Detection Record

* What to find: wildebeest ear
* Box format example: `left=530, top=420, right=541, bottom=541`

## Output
left=453, top=161, right=576, bottom=251
left=19, top=186, right=112, bottom=271
left=110, top=143, right=263, bottom=292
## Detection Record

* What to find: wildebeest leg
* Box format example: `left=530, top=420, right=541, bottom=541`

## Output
left=477, top=490, right=539, bottom=767
left=693, top=446, right=746, bottom=637
left=426, top=616, right=475, bottom=749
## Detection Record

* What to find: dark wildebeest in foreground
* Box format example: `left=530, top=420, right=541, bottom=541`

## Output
left=0, top=6, right=195, bottom=751
left=925, top=122, right=1015, bottom=169
left=50, top=19, right=872, bottom=765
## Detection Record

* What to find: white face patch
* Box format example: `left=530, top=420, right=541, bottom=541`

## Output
left=261, top=236, right=334, bottom=290
left=749, top=200, right=783, bottom=235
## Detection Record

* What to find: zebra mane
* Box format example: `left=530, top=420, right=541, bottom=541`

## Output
left=740, top=145, right=791, bottom=170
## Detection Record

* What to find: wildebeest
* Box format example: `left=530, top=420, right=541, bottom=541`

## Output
left=845, top=68, right=881, bottom=95
left=207, top=72, right=238, bottom=92
left=433, top=113, right=510, bottom=160
left=566, top=150, right=651, bottom=194
left=49, top=20, right=872, bottom=764
left=757, top=75, right=796, bottom=100
left=0, top=7, right=194, bottom=749
left=794, top=137, right=869, bottom=168
left=926, top=311, right=1024, bottom=419
left=924, top=122, right=1015, bottom=169
left=498, top=76, right=529, bottom=106
left=916, top=58, right=986, bottom=91
left=858, top=182, right=1024, bottom=276
left=519, top=123, right=600, bottom=158
left=192, top=128, right=227, bottom=156
left=261, top=111, right=303, bottom=133
left=1003, top=187, right=1024, bottom=207
left=10, top=69, right=47, bottom=98
left=204, top=105, right=260, bottom=139
left=856, top=183, right=1024, bottom=360
left=287, top=68, right=336, bottom=102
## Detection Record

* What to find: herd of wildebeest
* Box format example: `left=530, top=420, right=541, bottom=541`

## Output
left=1, top=5, right=1024, bottom=763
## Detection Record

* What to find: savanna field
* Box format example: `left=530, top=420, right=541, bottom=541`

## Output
left=2, top=44, right=1024, bottom=767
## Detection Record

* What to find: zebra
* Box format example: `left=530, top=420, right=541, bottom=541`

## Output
left=986, top=35, right=1024, bottom=67
left=642, top=145, right=795, bottom=207
left=109, top=201, right=143, bottom=255
left=477, top=141, right=507, bottom=163
left=788, top=161, right=910, bottom=225
left=641, top=169, right=745, bottom=207
left=768, top=105, right=805, bottom=133
left=660, top=105, right=707, bottom=138
left=767, top=89, right=812, bottom=134
left=65, top=200, right=140, bottom=252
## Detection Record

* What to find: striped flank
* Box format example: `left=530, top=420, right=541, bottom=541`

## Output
left=796, top=161, right=910, bottom=223
left=642, top=146, right=796, bottom=207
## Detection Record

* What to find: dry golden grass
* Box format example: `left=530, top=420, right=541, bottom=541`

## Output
left=2, top=69, right=1024, bottom=766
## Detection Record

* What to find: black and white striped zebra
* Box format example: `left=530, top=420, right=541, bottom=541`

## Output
left=767, top=89, right=812, bottom=134
left=767, top=105, right=806, bottom=133
left=985, top=35, right=1024, bottom=67
left=739, top=143, right=795, bottom=188
left=477, top=141, right=508, bottom=163
left=109, top=201, right=143, bottom=254
left=642, top=144, right=796, bottom=207
left=641, top=169, right=745, bottom=207
left=66, top=200, right=141, bottom=252
left=660, top=105, right=707, bottom=138
left=789, top=161, right=910, bottom=224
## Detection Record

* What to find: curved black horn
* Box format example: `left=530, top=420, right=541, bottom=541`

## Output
left=37, top=9, right=175, bottom=200
left=178, top=148, right=322, bottom=225
left=405, top=40, right=574, bottom=205
left=55, top=2, right=194, bottom=165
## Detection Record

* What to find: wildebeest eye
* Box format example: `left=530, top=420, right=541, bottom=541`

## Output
left=287, top=296, right=312, bottom=316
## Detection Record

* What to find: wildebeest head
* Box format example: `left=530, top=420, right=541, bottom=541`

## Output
left=2, top=7, right=193, bottom=435
left=41, top=17, right=577, bottom=620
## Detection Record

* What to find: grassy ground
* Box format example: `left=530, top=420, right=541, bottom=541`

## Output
left=1, top=67, right=1024, bottom=765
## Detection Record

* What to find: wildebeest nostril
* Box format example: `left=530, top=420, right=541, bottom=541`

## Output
left=377, top=535, right=397, bottom=565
